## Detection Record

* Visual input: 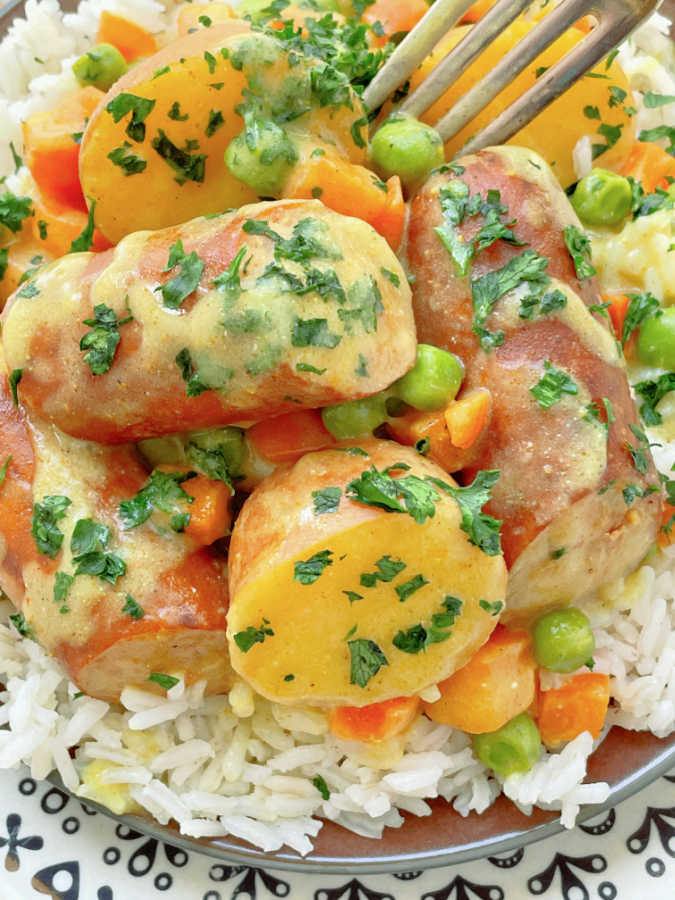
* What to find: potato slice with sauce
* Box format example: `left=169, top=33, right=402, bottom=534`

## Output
left=80, top=25, right=368, bottom=243
left=227, top=440, right=507, bottom=707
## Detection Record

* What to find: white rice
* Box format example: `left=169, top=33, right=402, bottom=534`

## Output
left=0, top=0, right=673, bottom=857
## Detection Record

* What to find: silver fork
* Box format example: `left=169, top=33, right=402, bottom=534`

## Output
left=362, top=0, right=661, bottom=157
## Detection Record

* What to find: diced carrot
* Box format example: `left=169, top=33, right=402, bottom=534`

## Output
left=604, top=292, right=631, bottom=342
left=423, top=625, right=537, bottom=734
left=96, top=11, right=158, bottom=62
left=621, top=141, right=675, bottom=193
left=537, top=673, right=610, bottom=746
left=281, top=148, right=406, bottom=251
left=362, top=0, right=428, bottom=46
left=31, top=188, right=113, bottom=258
left=182, top=474, right=233, bottom=546
left=329, top=696, right=420, bottom=742
left=176, top=3, right=235, bottom=36
left=22, top=87, right=103, bottom=212
left=460, top=0, right=495, bottom=23
left=386, top=407, right=464, bottom=473
left=247, top=409, right=335, bottom=464
left=444, top=388, right=491, bottom=450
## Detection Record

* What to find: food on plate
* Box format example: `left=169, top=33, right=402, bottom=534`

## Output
left=0, top=0, right=673, bottom=858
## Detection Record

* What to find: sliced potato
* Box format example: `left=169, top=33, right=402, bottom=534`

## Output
left=227, top=440, right=507, bottom=706
left=80, top=25, right=368, bottom=243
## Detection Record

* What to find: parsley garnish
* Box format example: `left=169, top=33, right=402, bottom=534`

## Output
left=106, top=93, right=156, bottom=142
left=592, top=122, right=624, bottom=159
left=426, top=470, right=502, bottom=556
left=395, top=573, right=429, bottom=602
left=9, top=612, right=34, bottom=640
left=294, top=549, right=333, bottom=584
left=122, top=594, right=144, bottom=619
left=31, top=495, right=71, bottom=557
left=360, top=555, right=406, bottom=587
left=643, top=92, right=675, bottom=108
left=234, top=620, right=274, bottom=652
left=80, top=303, right=133, bottom=375
left=187, top=441, right=238, bottom=487
left=530, top=361, right=578, bottom=409
left=393, top=595, right=463, bottom=653
left=621, top=292, right=660, bottom=346
left=380, top=267, right=400, bottom=287
left=291, top=317, right=341, bottom=348
left=519, top=288, right=566, bottom=320
left=348, top=638, right=388, bottom=687
left=639, top=125, right=675, bottom=156
left=17, top=281, right=39, bottom=298
left=175, top=347, right=216, bottom=397
left=151, top=129, right=207, bottom=184
left=119, top=469, right=195, bottom=530
left=551, top=547, right=566, bottom=560
left=157, top=240, right=204, bottom=308
left=53, top=572, right=74, bottom=612
left=563, top=225, right=596, bottom=280
left=148, top=673, right=180, bottom=690
left=8, top=369, right=22, bottom=407
left=108, top=142, right=147, bottom=175
left=343, top=590, right=363, bottom=603
left=583, top=398, right=615, bottom=435
left=212, top=246, right=246, bottom=303
left=71, top=518, right=126, bottom=584
left=205, top=109, right=224, bottom=137
left=313, top=775, right=330, bottom=799
left=479, top=599, right=504, bottom=616
left=625, top=424, right=652, bottom=475
left=312, top=487, right=341, bottom=515
left=0, top=191, right=33, bottom=232
left=346, top=464, right=440, bottom=525
left=634, top=373, right=675, bottom=425
left=168, top=102, right=189, bottom=121
left=0, top=248, right=8, bottom=282
left=623, top=483, right=658, bottom=506
left=297, top=362, right=327, bottom=375
left=0, top=456, right=10, bottom=486
left=70, top=200, right=97, bottom=253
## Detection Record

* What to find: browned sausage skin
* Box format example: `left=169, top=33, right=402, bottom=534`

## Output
left=406, top=145, right=661, bottom=622
left=2, top=199, right=415, bottom=444
left=0, top=353, right=233, bottom=702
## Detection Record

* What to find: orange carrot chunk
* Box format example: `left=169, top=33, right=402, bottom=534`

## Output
left=362, top=0, right=428, bottom=45
left=31, top=188, right=113, bottom=258
left=329, top=696, right=420, bottom=742
left=423, top=625, right=537, bottom=734
left=621, top=141, right=675, bottom=193
left=604, top=292, right=631, bottom=342
left=537, top=673, right=610, bottom=746
left=444, top=388, right=491, bottom=450
left=281, top=149, right=406, bottom=251
left=460, top=0, right=495, bottom=22
left=183, top=474, right=233, bottom=547
left=22, top=87, right=103, bottom=212
left=247, top=409, right=335, bottom=464
left=96, top=11, right=158, bottom=62
left=387, top=407, right=463, bottom=473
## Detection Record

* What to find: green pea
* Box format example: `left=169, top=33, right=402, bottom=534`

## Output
left=393, top=344, right=464, bottom=411
left=322, top=394, right=389, bottom=440
left=369, top=114, right=445, bottom=188
left=225, top=118, right=298, bottom=197
left=72, top=43, right=127, bottom=92
left=637, top=307, right=675, bottom=368
left=570, top=168, right=632, bottom=227
left=472, top=713, right=541, bottom=776
left=532, top=607, right=595, bottom=673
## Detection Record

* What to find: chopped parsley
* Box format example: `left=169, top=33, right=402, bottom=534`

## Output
left=623, top=483, right=658, bottom=506
left=175, top=347, right=218, bottom=398
left=205, top=109, right=225, bottom=137
left=106, top=93, right=156, bottom=143
left=313, top=775, right=330, bottom=800
left=312, top=487, right=341, bottom=515
left=291, top=317, right=341, bottom=348
left=380, top=267, right=400, bottom=287
left=530, top=361, right=578, bottom=409
left=8, top=368, right=22, bottom=407
left=212, top=245, right=246, bottom=303
left=234, top=620, right=274, bottom=652
left=119, top=469, right=195, bottom=530
left=563, top=225, right=596, bottom=280
left=360, top=555, right=406, bottom=587
left=638, top=125, right=675, bottom=156
left=583, top=398, right=615, bottom=435
left=621, top=292, right=660, bottom=346
left=293, top=549, right=333, bottom=584
left=0, top=456, right=10, bottom=486
left=187, top=441, right=237, bottom=487
left=37, top=220, right=48, bottom=240
left=151, top=129, right=207, bottom=184
left=70, top=200, right=97, bottom=253
left=348, top=638, right=388, bottom=687
left=394, top=573, right=429, bottom=602
left=519, top=288, right=566, bottom=320
left=592, top=122, right=624, bottom=160
left=551, top=547, right=566, bottom=560
left=479, top=599, right=504, bottom=616
left=243, top=216, right=342, bottom=264
left=17, top=281, right=39, bottom=298
left=148, top=673, right=180, bottom=690
left=0, top=191, right=33, bottom=233
left=9, top=612, right=34, bottom=640
left=168, top=101, right=189, bottom=121
left=643, top=92, right=675, bottom=108
left=157, top=240, right=204, bottom=308
left=71, top=518, right=126, bottom=584
left=122, top=594, right=144, bottom=619
left=625, top=423, right=652, bottom=475
left=80, top=303, right=133, bottom=375
left=53, top=572, right=74, bottom=613
left=426, top=470, right=502, bottom=556
left=31, top=495, right=71, bottom=557
left=343, top=590, right=363, bottom=603
left=296, top=362, right=327, bottom=375
left=393, top=595, right=463, bottom=653
left=634, top=373, right=675, bottom=425
left=0, top=248, right=8, bottom=281
left=346, top=464, right=440, bottom=525
left=108, top=142, right=147, bottom=175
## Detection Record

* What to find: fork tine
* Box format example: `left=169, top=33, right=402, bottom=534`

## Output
left=433, top=0, right=591, bottom=142
left=456, top=0, right=660, bottom=156
left=400, top=0, right=533, bottom=120
left=362, top=0, right=477, bottom=113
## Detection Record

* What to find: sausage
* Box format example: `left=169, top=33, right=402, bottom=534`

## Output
left=406, top=146, right=661, bottom=622
left=2, top=199, right=415, bottom=444
left=227, top=439, right=507, bottom=706
left=0, top=358, right=233, bottom=702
